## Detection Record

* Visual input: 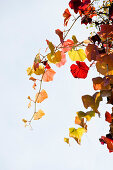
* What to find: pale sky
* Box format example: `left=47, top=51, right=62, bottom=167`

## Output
left=0, top=0, right=113, bottom=170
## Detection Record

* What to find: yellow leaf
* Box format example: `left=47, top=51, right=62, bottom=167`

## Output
left=64, top=138, right=69, bottom=144
left=33, top=109, right=45, bottom=120
left=68, top=49, right=86, bottom=61
left=27, top=67, right=33, bottom=76
left=35, top=89, right=48, bottom=103
left=69, top=127, right=86, bottom=144
left=33, top=64, right=45, bottom=75
left=47, top=51, right=61, bottom=64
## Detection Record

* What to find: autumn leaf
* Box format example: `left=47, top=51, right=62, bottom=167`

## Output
left=55, top=29, right=64, bottom=44
left=96, top=53, right=113, bottom=67
left=96, top=61, right=113, bottom=76
left=56, top=52, right=66, bottom=67
left=85, top=44, right=99, bottom=61
left=33, top=64, right=45, bottom=75
left=46, top=40, right=55, bottom=55
left=70, top=61, right=89, bottom=79
left=99, top=136, right=113, bottom=152
left=27, top=67, right=34, bottom=76
left=63, top=8, right=71, bottom=26
left=28, top=101, right=31, bottom=108
left=76, top=111, right=95, bottom=121
left=68, top=49, right=86, bottom=61
left=60, top=39, right=74, bottom=53
left=32, top=82, right=36, bottom=90
left=29, top=77, right=37, bottom=81
left=75, top=116, right=87, bottom=130
left=69, top=127, right=86, bottom=144
left=43, top=68, right=56, bottom=82
left=47, top=50, right=62, bottom=64
left=98, top=24, right=113, bottom=40
left=72, top=35, right=78, bottom=44
left=82, top=92, right=102, bottom=115
left=35, top=89, right=48, bottom=103
left=22, top=119, right=27, bottom=123
left=64, top=138, right=69, bottom=144
left=105, top=111, right=112, bottom=123
left=92, top=77, right=111, bottom=90
left=33, top=109, right=45, bottom=120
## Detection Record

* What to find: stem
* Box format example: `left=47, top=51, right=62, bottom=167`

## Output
left=28, top=73, right=44, bottom=124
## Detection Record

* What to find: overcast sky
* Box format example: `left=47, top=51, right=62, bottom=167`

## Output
left=0, top=0, right=113, bottom=170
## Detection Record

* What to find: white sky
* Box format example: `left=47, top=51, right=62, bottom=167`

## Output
left=0, top=0, right=113, bottom=170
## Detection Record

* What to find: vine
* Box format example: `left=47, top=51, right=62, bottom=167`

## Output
left=23, top=0, right=113, bottom=152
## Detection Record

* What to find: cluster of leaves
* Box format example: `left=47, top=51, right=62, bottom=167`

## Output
left=23, top=0, right=113, bottom=152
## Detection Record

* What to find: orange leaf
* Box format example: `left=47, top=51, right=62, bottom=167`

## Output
left=63, top=8, right=71, bottom=26
left=35, top=89, right=48, bottom=103
left=29, top=77, right=37, bottom=81
left=75, top=116, right=87, bottom=130
left=43, top=68, right=56, bottom=82
left=33, top=109, right=45, bottom=120
left=60, top=39, right=74, bottom=53
left=32, top=82, right=36, bottom=90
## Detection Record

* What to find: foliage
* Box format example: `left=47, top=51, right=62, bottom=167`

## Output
left=23, top=0, right=113, bottom=152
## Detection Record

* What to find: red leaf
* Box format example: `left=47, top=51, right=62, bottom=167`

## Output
left=55, top=29, right=64, bottom=44
left=70, top=61, right=89, bottom=79
left=63, top=8, right=71, bottom=26
left=100, top=136, right=113, bottom=152
left=105, top=111, right=112, bottom=123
